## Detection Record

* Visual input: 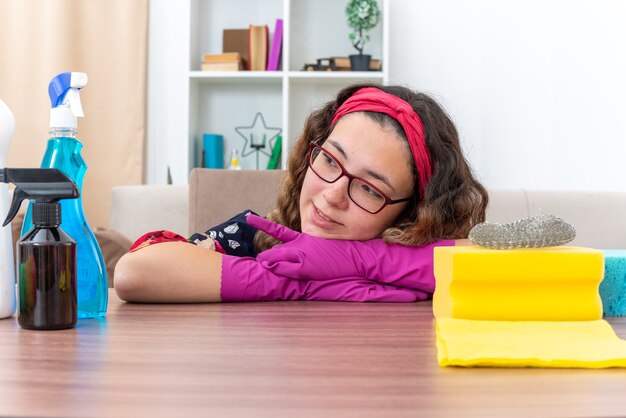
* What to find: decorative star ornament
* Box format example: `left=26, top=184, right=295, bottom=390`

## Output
left=235, top=112, right=282, bottom=157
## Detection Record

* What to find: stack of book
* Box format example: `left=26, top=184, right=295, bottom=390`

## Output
left=201, top=19, right=283, bottom=72
left=201, top=53, right=243, bottom=71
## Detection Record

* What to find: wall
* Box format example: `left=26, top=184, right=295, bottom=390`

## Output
left=147, top=0, right=188, bottom=185
left=390, top=0, right=626, bottom=191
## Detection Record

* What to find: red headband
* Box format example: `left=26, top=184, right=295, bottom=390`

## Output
left=331, top=87, right=432, bottom=199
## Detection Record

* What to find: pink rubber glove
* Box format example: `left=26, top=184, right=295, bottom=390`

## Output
left=247, top=214, right=455, bottom=293
left=220, top=255, right=428, bottom=302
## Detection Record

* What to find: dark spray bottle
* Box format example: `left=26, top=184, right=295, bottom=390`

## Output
left=1, top=168, right=80, bottom=330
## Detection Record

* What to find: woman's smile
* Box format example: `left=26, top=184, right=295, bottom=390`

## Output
left=311, top=203, right=342, bottom=229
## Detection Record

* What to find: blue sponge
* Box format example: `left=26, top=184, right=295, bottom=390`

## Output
left=600, top=250, right=626, bottom=316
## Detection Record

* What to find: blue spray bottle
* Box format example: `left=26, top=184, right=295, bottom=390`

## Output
left=21, top=72, right=107, bottom=318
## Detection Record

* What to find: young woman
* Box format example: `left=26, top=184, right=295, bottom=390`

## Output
left=114, top=84, right=487, bottom=303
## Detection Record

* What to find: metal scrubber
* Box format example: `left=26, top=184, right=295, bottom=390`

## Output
left=469, top=214, right=576, bottom=250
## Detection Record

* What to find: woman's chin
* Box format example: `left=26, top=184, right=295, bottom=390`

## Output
left=301, top=223, right=330, bottom=239
left=301, top=223, right=324, bottom=237
left=301, top=224, right=347, bottom=240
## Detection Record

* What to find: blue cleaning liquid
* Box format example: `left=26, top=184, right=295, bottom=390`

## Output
left=21, top=134, right=107, bottom=318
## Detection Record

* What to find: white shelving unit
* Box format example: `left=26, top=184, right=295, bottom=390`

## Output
left=147, top=0, right=389, bottom=184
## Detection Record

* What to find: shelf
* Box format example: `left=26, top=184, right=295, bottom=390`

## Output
left=189, top=71, right=384, bottom=80
left=288, top=71, right=383, bottom=77
left=189, top=71, right=283, bottom=79
left=189, top=71, right=283, bottom=85
left=147, top=0, right=389, bottom=184
left=288, top=71, right=385, bottom=83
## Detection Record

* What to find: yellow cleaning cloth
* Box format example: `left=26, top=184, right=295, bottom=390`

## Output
left=433, top=246, right=604, bottom=321
left=436, top=317, right=626, bottom=368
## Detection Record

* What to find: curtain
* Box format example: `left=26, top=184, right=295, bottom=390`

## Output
left=0, top=0, right=148, bottom=228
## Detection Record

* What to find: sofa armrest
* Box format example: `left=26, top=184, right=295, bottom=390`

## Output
left=484, top=189, right=529, bottom=223
left=189, top=169, right=284, bottom=234
left=109, top=185, right=189, bottom=241
left=524, top=190, right=626, bottom=249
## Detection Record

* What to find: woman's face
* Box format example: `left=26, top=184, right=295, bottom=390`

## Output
left=299, top=112, right=415, bottom=240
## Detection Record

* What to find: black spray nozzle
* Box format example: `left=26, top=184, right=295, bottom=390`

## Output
left=0, top=168, right=79, bottom=227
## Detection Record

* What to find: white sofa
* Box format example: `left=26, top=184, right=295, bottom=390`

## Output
left=109, top=184, right=189, bottom=241
left=110, top=169, right=626, bottom=250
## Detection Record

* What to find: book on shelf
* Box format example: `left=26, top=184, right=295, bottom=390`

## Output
left=248, top=24, right=269, bottom=71
left=202, top=52, right=241, bottom=63
left=266, top=19, right=283, bottom=71
left=201, top=61, right=242, bottom=71
left=201, top=52, right=243, bottom=71
left=332, top=56, right=382, bottom=71
left=223, top=29, right=249, bottom=69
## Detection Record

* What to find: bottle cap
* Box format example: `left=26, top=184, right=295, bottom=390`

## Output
left=33, top=202, right=62, bottom=227
left=0, top=168, right=79, bottom=227
left=48, top=72, right=87, bottom=129
left=50, top=106, right=77, bottom=129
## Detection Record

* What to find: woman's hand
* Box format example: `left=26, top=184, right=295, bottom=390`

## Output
left=192, top=234, right=218, bottom=251
left=247, top=214, right=455, bottom=293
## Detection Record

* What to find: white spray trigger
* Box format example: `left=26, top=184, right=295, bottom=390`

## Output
left=66, top=90, right=84, bottom=118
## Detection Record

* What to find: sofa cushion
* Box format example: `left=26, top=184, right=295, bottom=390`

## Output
left=189, top=169, right=284, bottom=234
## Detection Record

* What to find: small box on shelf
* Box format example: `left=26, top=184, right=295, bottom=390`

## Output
left=333, top=56, right=381, bottom=71
left=223, top=29, right=249, bottom=70
left=301, top=57, right=382, bottom=72
left=202, top=134, right=224, bottom=168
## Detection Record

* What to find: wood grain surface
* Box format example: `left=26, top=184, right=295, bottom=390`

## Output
left=0, top=289, right=625, bottom=418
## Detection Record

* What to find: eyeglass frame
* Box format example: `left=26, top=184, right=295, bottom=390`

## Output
left=307, top=143, right=414, bottom=214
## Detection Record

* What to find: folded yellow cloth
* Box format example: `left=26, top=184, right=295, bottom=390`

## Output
left=433, top=246, right=604, bottom=321
left=436, top=317, right=626, bottom=368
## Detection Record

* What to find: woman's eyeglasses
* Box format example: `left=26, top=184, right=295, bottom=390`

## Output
left=308, top=144, right=413, bottom=214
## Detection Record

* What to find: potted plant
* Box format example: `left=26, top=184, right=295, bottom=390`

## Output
left=346, top=0, right=381, bottom=71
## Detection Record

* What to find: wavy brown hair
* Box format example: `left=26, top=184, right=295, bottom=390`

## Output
left=254, top=83, right=488, bottom=251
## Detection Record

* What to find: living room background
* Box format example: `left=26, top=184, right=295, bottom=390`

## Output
left=1, top=0, right=625, bottom=229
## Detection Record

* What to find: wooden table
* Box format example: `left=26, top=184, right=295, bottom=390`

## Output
left=0, top=289, right=625, bottom=418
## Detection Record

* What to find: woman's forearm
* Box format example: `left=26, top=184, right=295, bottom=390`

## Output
left=114, top=242, right=223, bottom=303
left=113, top=236, right=460, bottom=304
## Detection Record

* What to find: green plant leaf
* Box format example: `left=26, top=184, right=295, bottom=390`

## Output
left=345, top=0, right=381, bottom=54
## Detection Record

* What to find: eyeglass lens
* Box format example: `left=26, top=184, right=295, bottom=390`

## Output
left=310, top=147, right=387, bottom=213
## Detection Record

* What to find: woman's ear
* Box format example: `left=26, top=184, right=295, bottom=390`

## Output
left=385, top=208, right=412, bottom=232
left=397, top=195, right=418, bottom=225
